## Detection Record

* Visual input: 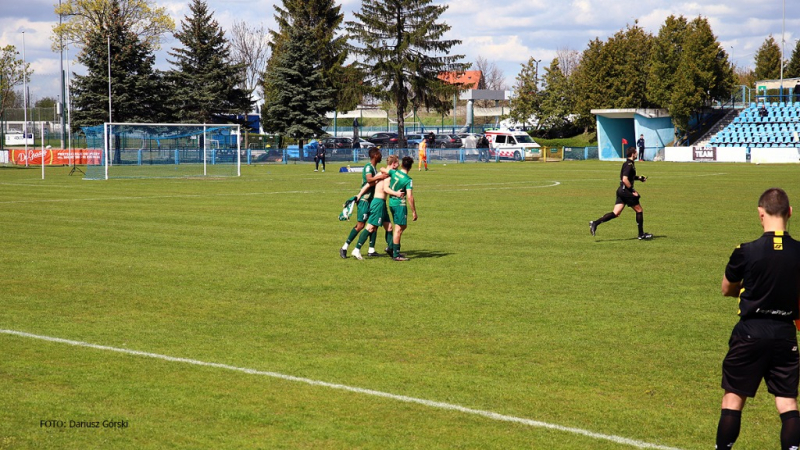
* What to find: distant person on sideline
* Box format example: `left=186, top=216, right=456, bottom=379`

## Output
left=418, top=133, right=431, bottom=171
left=716, top=188, right=800, bottom=450
left=589, top=147, right=651, bottom=240
left=637, top=134, right=645, bottom=161
left=314, top=142, right=326, bottom=172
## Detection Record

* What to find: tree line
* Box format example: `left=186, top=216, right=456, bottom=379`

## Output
left=3, top=0, right=799, bottom=144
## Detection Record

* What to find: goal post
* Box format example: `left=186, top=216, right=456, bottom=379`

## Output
left=84, top=122, right=241, bottom=180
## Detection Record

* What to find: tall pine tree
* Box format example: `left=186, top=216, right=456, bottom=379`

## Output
left=167, top=0, right=250, bottom=123
left=754, top=36, right=782, bottom=81
left=784, top=40, right=800, bottom=79
left=261, top=25, right=333, bottom=149
left=71, top=0, right=165, bottom=128
left=347, top=0, right=468, bottom=145
left=264, top=0, right=355, bottom=113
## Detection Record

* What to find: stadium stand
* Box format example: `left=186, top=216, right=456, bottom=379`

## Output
left=708, top=103, right=800, bottom=148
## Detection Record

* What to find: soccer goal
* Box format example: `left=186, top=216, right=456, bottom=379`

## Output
left=84, top=123, right=241, bottom=180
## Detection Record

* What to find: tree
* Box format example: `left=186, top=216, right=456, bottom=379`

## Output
left=167, top=0, right=250, bottom=123
left=603, top=23, right=653, bottom=108
left=646, top=15, right=689, bottom=112
left=53, top=0, right=174, bottom=52
left=571, top=23, right=654, bottom=133
left=0, top=45, right=33, bottom=121
left=35, top=97, right=58, bottom=108
left=508, top=57, right=541, bottom=129
left=475, top=56, right=503, bottom=90
left=572, top=39, right=609, bottom=132
left=70, top=0, right=165, bottom=128
left=263, top=0, right=354, bottom=116
left=261, top=25, right=333, bottom=149
left=754, top=35, right=782, bottom=81
left=784, top=39, right=800, bottom=79
left=347, top=0, right=468, bottom=145
left=734, top=65, right=756, bottom=89
left=229, top=21, right=270, bottom=105
left=555, top=47, right=581, bottom=77
left=646, top=15, right=734, bottom=135
left=538, top=58, right=573, bottom=133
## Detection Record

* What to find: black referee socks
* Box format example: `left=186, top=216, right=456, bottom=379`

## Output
left=780, top=410, right=800, bottom=450
left=716, top=408, right=741, bottom=449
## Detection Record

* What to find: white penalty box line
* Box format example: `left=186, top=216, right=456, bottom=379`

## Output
left=1, top=329, right=681, bottom=450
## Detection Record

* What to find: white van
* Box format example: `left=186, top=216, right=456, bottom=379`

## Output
left=484, top=129, right=541, bottom=161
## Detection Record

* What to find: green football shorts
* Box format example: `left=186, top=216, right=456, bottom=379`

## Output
left=390, top=205, right=408, bottom=226
left=367, top=199, right=390, bottom=227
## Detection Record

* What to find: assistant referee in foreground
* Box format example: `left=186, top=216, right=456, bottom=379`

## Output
left=716, top=188, right=800, bottom=450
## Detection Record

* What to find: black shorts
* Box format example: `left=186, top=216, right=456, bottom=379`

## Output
left=615, top=187, right=640, bottom=207
left=721, top=333, right=799, bottom=398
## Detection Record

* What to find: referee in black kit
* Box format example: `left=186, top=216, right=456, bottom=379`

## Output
left=589, top=147, right=652, bottom=240
left=716, top=188, right=800, bottom=450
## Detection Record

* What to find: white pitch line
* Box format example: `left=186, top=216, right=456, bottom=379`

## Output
left=0, top=329, right=681, bottom=450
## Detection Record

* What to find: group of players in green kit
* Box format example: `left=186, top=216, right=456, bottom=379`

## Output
left=339, top=147, right=418, bottom=262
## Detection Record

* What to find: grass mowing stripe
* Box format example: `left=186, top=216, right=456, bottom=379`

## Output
left=0, top=328, right=682, bottom=450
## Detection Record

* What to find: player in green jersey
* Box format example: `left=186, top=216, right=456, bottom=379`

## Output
left=340, top=148, right=389, bottom=258
left=351, top=155, right=404, bottom=260
left=388, top=156, right=418, bottom=261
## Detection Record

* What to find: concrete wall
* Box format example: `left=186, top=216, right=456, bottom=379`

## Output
left=634, top=116, right=673, bottom=161
left=596, top=116, right=632, bottom=160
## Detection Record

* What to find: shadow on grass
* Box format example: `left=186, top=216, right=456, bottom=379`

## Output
left=402, top=250, right=452, bottom=259
left=596, top=234, right=668, bottom=242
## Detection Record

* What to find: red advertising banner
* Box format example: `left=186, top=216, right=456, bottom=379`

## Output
left=9, top=149, right=102, bottom=166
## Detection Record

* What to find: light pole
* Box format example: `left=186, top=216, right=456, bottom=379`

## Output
left=59, top=0, right=65, bottom=150
left=534, top=59, right=541, bottom=89
left=21, top=29, right=28, bottom=162
left=781, top=0, right=786, bottom=99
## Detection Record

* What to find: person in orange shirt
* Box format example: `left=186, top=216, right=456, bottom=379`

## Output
left=418, top=133, right=431, bottom=171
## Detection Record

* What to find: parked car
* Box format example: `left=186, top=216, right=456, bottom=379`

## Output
left=432, top=134, right=462, bottom=148
left=367, top=132, right=399, bottom=147
left=321, top=137, right=354, bottom=152
left=405, top=133, right=426, bottom=147
left=352, top=138, right=374, bottom=149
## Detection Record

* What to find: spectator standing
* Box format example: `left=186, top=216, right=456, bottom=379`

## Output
left=314, top=142, right=327, bottom=172
left=477, top=135, right=490, bottom=162
left=637, top=134, right=645, bottom=161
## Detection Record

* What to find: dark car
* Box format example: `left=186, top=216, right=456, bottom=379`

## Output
left=432, top=134, right=462, bottom=148
left=367, top=132, right=400, bottom=148
left=321, top=137, right=354, bottom=152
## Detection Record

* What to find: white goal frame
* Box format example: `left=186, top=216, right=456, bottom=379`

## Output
left=96, top=122, right=241, bottom=180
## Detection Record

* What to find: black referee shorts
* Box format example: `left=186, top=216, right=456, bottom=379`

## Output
left=721, top=333, right=799, bottom=398
left=615, top=187, right=640, bottom=207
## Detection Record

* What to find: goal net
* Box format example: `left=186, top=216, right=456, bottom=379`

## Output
left=83, top=123, right=241, bottom=180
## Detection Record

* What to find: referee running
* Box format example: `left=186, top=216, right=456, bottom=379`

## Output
left=589, top=147, right=652, bottom=240
left=716, top=188, right=800, bottom=450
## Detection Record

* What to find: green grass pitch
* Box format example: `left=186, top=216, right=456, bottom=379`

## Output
left=1, top=160, right=798, bottom=449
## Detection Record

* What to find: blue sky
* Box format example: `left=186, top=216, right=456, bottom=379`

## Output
left=0, top=0, right=797, bottom=102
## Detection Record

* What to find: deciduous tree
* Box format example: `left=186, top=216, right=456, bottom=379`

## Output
left=0, top=45, right=32, bottom=120
left=52, top=0, right=174, bottom=52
